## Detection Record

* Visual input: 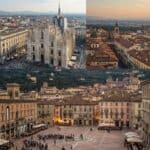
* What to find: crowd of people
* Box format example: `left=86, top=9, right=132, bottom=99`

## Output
left=22, top=139, right=48, bottom=150
left=37, top=133, right=75, bottom=141
left=19, top=132, right=82, bottom=150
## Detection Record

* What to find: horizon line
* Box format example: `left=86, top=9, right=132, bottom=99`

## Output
left=87, top=16, right=150, bottom=21
left=0, top=10, right=86, bottom=15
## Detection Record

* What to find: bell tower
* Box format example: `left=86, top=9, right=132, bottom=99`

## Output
left=7, top=83, right=20, bottom=100
left=114, top=21, right=120, bottom=35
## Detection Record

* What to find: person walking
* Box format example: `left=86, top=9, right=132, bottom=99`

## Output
left=62, top=146, right=66, bottom=150
left=54, top=139, right=56, bottom=145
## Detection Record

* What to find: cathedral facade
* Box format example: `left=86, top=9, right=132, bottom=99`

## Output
left=27, top=5, right=75, bottom=68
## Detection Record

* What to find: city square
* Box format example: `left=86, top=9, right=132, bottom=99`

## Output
left=13, top=126, right=127, bottom=150
left=0, top=0, right=150, bottom=150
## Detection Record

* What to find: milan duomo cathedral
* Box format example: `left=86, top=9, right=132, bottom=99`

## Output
left=27, top=4, right=75, bottom=68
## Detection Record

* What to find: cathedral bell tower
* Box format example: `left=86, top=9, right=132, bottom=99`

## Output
left=114, top=21, right=120, bottom=35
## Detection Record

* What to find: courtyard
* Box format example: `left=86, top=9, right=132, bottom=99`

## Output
left=12, top=126, right=127, bottom=150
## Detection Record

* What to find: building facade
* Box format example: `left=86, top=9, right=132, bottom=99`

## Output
left=140, top=81, right=150, bottom=148
left=0, top=83, right=37, bottom=139
left=0, top=29, right=28, bottom=63
left=99, top=90, right=142, bottom=128
left=27, top=5, right=75, bottom=68
left=37, top=101, right=54, bottom=126
left=60, top=97, right=99, bottom=126
left=38, top=96, right=99, bottom=126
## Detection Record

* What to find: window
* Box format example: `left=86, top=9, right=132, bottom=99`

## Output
left=15, top=91, right=19, bottom=97
left=58, top=51, right=61, bottom=56
left=33, top=54, right=35, bottom=61
left=41, top=43, right=44, bottom=48
left=51, top=49, right=53, bottom=55
left=80, top=107, right=82, bottom=112
left=41, top=31, right=44, bottom=39
left=32, top=46, right=35, bottom=51
left=51, top=42, right=54, bottom=47
left=6, top=106, right=10, bottom=121
left=11, top=112, right=13, bottom=119
left=58, top=60, right=61, bottom=66
left=2, top=114, right=4, bottom=121
left=89, top=107, right=92, bottom=112
left=51, top=58, right=54, bottom=65
left=8, top=91, right=12, bottom=97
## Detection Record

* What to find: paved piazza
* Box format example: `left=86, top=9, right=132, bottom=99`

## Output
left=12, top=126, right=127, bottom=150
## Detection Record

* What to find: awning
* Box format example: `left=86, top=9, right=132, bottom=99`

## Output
left=125, top=132, right=138, bottom=137
left=32, top=124, right=47, bottom=129
left=126, top=137, right=143, bottom=143
left=0, top=139, right=9, bottom=146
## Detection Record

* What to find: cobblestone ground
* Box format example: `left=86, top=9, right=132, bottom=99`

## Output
left=12, top=126, right=127, bottom=150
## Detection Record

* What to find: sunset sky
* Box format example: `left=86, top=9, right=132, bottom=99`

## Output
left=87, top=0, right=150, bottom=20
left=0, top=0, right=85, bottom=14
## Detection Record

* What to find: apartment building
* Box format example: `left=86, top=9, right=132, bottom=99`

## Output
left=0, top=83, right=37, bottom=139
left=0, top=29, right=28, bottom=62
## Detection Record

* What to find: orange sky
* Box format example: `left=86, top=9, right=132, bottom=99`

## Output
left=87, top=0, right=150, bottom=20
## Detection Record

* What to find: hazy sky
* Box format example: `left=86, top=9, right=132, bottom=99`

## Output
left=0, top=0, right=86, bottom=14
left=87, top=0, right=150, bottom=20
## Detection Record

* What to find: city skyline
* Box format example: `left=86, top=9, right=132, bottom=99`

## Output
left=87, top=0, right=150, bottom=20
left=0, top=0, right=86, bottom=14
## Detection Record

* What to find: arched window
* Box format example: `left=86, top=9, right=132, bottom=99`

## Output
left=41, top=43, right=44, bottom=49
left=6, top=106, right=10, bottom=121
left=32, top=46, right=35, bottom=51
left=33, top=54, right=35, bottom=61
left=15, top=91, right=19, bottom=97
left=58, top=60, right=61, bottom=66
left=51, top=58, right=54, bottom=65
left=41, top=31, right=44, bottom=39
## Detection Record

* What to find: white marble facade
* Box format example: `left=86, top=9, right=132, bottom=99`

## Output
left=27, top=5, right=75, bottom=68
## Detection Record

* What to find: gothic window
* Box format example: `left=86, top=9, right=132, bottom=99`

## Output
left=51, top=58, right=54, bottom=65
left=58, top=51, right=61, bottom=56
left=32, top=46, right=35, bottom=51
left=41, top=54, right=44, bottom=63
left=51, top=49, right=53, bottom=55
left=41, top=31, right=44, bottom=39
left=33, top=54, right=35, bottom=61
left=58, top=60, right=61, bottom=66
left=51, top=42, right=54, bottom=47
left=41, top=43, right=44, bottom=49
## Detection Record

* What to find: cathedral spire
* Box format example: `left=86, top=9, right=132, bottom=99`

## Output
left=58, top=1, right=61, bottom=16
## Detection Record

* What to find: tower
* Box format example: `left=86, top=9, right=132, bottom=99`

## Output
left=7, top=83, right=20, bottom=100
left=114, top=21, right=120, bottom=35
left=58, top=1, right=61, bottom=17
